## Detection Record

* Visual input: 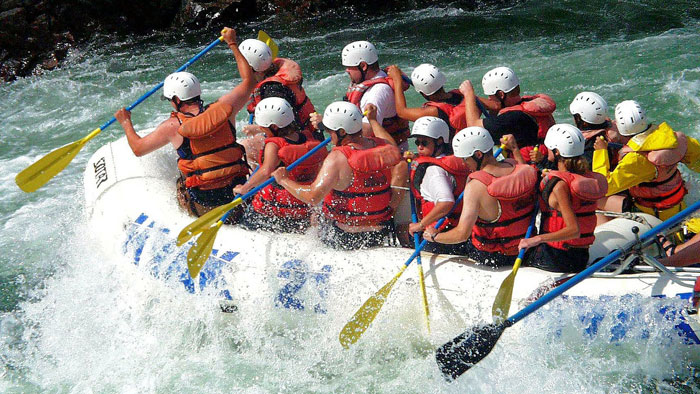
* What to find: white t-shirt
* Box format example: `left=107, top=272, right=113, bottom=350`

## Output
left=359, top=70, right=397, bottom=126
left=419, top=161, right=456, bottom=203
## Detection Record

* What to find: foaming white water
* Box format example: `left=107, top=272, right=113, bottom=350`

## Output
left=3, top=3, right=700, bottom=392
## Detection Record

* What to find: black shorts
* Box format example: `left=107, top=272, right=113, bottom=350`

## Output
left=461, top=238, right=519, bottom=268
left=239, top=204, right=310, bottom=234
left=526, top=243, right=588, bottom=273
left=318, top=218, right=392, bottom=250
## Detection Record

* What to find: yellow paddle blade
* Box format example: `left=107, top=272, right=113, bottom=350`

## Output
left=257, top=30, right=279, bottom=59
left=187, top=221, right=223, bottom=279
left=417, top=264, right=430, bottom=333
left=16, top=139, right=85, bottom=192
left=16, top=127, right=102, bottom=193
left=339, top=265, right=408, bottom=348
left=176, top=198, right=242, bottom=246
left=491, top=257, right=523, bottom=323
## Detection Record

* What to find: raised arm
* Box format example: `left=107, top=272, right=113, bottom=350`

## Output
left=460, top=80, right=484, bottom=128
left=365, top=103, right=396, bottom=146
left=219, top=27, right=256, bottom=116
left=387, top=65, right=437, bottom=121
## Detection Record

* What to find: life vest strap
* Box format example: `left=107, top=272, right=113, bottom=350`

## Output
left=189, top=142, right=240, bottom=160
left=332, top=187, right=391, bottom=198
left=476, top=208, right=534, bottom=228
left=324, top=205, right=392, bottom=217
left=188, top=158, right=247, bottom=176
left=473, top=232, right=527, bottom=245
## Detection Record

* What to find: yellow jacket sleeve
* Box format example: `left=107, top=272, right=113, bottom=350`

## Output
left=682, top=136, right=700, bottom=173
left=594, top=150, right=658, bottom=196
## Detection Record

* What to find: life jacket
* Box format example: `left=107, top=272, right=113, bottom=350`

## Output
left=468, top=162, right=538, bottom=255
left=619, top=126, right=688, bottom=210
left=251, top=135, right=328, bottom=219
left=175, top=101, right=248, bottom=190
left=409, top=155, right=470, bottom=227
left=322, top=137, right=401, bottom=226
left=246, top=58, right=316, bottom=134
left=582, top=125, right=622, bottom=168
left=539, top=170, right=607, bottom=250
left=423, top=90, right=467, bottom=136
left=499, top=94, right=556, bottom=158
left=345, top=75, right=411, bottom=146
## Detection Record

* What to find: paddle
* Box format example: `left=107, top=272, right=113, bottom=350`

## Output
left=407, top=159, right=430, bottom=333
left=490, top=145, right=538, bottom=322
left=257, top=30, right=279, bottom=59
left=180, top=137, right=332, bottom=278
left=15, top=33, right=227, bottom=193
left=435, top=198, right=700, bottom=381
left=338, top=147, right=505, bottom=348
left=491, top=205, right=539, bottom=322
left=339, top=194, right=463, bottom=349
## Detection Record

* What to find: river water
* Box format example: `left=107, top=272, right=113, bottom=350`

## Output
left=2, top=0, right=700, bottom=392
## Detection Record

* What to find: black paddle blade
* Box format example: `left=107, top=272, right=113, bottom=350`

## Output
left=435, top=322, right=507, bottom=381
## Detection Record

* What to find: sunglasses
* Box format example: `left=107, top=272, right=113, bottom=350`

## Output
left=415, top=139, right=433, bottom=147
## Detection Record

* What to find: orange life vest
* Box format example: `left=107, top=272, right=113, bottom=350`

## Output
left=251, top=136, right=328, bottom=219
left=423, top=90, right=467, bottom=136
left=410, top=155, right=470, bottom=227
left=469, top=162, right=538, bottom=255
left=175, top=101, right=248, bottom=190
left=246, top=58, right=316, bottom=134
left=539, top=170, right=607, bottom=250
left=619, top=132, right=688, bottom=210
left=345, top=76, right=411, bottom=146
left=322, top=138, right=401, bottom=226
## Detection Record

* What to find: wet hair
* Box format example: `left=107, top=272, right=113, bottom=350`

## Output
left=561, top=155, right=590, bottom=175
left=367, top=62, right=380, bottom=72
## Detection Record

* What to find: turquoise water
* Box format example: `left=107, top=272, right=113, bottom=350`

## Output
left=2, top=0, right=700, bottom=391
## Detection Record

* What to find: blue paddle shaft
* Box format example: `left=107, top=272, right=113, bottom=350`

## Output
left=97, top=37, right=224, bottom=132
left=407, top=161, right=424, bottom=266
left=219, top=137, right=332, bottom=222
left=508, top=198, right=700, bottom=326
left=474, top=98, right=492, bottom=119
left=515, top=205, right=539, bottom=261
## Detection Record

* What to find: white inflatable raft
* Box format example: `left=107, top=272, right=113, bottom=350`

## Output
left=84, top=136, right=700, bottom=346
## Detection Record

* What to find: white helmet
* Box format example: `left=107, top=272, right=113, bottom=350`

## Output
left=452, top=127, right=494, bottom=158
left=163, top=72, right=201, bottom=101
left=411, top=64, right=446, bottom=96
left=482, top=66, right=520, bottom=96
left=411, top=116, right=450, bottom=142
left=239, top=39, right=273, bottom=72
left=254, top=97, right=295, bottom=128
left=569, top=92, right=609, bottom=125
left=341, top=41, right=378, bottom=67
left=544, top=124, right=585, bottom=158
left=615, top=100, right=649, bottom=136
left=322, top=101, right=363, bottom=134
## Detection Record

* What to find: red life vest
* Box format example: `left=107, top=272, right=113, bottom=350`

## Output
left=469, top=163, right=538, bottom=255
left=345, top=76, right=411, bottom=146
left=322, top=138, right=401, bottom=226
left=619, top=132, right=688, bottom=210
left=539, top=170, right=607, bottom=250
left=409, top=155, right=470, bottom=227
left=175, top=101, right=248, bottom=190
left=246, top=58, right=316, bottom=134
left=251, top=136, right=328, bottom=219
left=423, top=89, right=467, bottom=136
